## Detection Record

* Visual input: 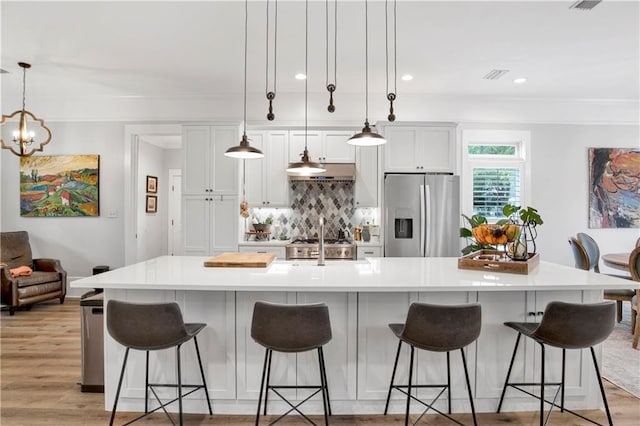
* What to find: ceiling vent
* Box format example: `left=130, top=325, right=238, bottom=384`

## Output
left=483, top=69, right=509, bottom=80
left=570, top=1, right=602, bottom=10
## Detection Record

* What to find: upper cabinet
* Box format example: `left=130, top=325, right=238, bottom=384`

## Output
left=355, top=146, right=378, bottom=207
left=380, top=123, right=457, bottom=173
left=183, top=125, right=240, bottom=195
left=245, top=130, right=289, bottom=207
left=289, top=130, right=355, bottom=163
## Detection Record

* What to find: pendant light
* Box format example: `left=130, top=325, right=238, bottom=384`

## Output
left=225, top=0, right=264, bottom=159
left=0, top=62, right=52, bottom=157
left=286, top=0, right=326, bottom=175
left=347, top=0, right=386, bottom=147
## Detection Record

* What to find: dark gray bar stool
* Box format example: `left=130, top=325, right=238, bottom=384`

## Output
left=251, top=301, right=332, bottom=426
left=497, top=301, right=615, bottom=426
left=106, top=300, right=212, bottom=426
left=384, top=302, right=482, bottom=426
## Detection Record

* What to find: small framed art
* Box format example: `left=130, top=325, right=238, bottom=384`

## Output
left=146, top=195, right=157, bottom=213
left=146, top=175, right=158, bottom=193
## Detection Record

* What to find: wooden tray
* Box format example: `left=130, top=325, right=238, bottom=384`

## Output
left=458, top=250, right=539, bottom=275
left=204, top=252, right=276, bottom=268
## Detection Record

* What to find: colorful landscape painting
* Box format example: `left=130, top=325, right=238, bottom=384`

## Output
left=20, top=155, right=100, bottom=217
left=589, top=148, right=640, bottom=228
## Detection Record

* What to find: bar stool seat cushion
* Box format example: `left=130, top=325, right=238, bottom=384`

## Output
left=390, top=302, right=481, bottom=352
left=504, top=301, right=615, bottom=350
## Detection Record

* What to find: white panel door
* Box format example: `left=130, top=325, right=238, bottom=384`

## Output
left=265, top=131, right=290, bottom=206
left=244, top=131, right=266, bottom=205
left=182, top=195, right=210, bottom=256
left=212, top=195, right=238, bottom=254
left=355, top=146, right=378, bottom=207
left=211, top=126, right=240, bottom=195
left=383, top=127, right=418, bottom=172
left=322, top=131, right=355, bottom=163
left=289, top=131, right=322, bottom=163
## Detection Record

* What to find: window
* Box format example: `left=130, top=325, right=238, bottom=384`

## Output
left=462, top=130, right=531, bottom=221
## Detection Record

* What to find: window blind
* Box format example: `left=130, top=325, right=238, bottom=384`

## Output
left=472, top=167, right=521, bottom=218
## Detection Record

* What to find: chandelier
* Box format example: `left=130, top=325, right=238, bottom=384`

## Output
left=0, top=62, right=52, bottom=157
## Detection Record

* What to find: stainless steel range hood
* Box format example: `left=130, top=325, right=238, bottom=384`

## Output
left=288, top=163, right=356, bottom=181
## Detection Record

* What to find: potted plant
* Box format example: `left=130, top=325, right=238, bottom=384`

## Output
left=460, top=204, right=543, bottom=260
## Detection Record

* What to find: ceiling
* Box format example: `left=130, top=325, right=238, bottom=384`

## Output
left=1, top=0, right=639, bottom=123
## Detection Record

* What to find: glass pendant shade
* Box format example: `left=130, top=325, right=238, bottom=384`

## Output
left=225, top=134, right=264, bottom=159
left=347, top=121, right=386, bottom=146
left=286, top=148, right=326, bottom=174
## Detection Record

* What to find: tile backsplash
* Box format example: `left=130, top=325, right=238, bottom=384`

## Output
left=246, top=181, right=378, bottom=240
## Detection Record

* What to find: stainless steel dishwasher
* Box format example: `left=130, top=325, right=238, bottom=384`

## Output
left=80, top=290, right=104, bottom=392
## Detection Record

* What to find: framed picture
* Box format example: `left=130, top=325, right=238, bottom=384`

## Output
left=146, top=195, right=157, bottom=213
left=146, top=175, right=158, bottom=193
left=19, top=154, right=100, bottom=217
left=589, top=148, right=640, bottom=228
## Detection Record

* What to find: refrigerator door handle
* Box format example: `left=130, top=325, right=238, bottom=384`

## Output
left=419, top=185, right=426, bottom=257
left=424, top=184, right=432, bottom=256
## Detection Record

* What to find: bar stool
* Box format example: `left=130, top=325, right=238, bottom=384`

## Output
left=496, top=301, right=615, bottom=426
left=384, top=302, right=482, bottom=426
left=251, top=301, right=332, bottom=426
left=106, top=300, right=212, bottom=425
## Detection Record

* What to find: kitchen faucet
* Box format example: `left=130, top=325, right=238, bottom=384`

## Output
left=318, top=218, right=325, bottom=266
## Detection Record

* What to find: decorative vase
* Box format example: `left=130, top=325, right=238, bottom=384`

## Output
left=362, top=226, right=371, bottom=242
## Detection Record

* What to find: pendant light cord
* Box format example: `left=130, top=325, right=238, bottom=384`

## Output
left=385, top=0, right=397, bottom=121
left=305, top=0, right=309, bottom=150
left=265, top=0, right=278, bottom=120
left=325, top=0, right=337, bottom=112
left=22, top=65, right=27, bottom=111
left=365, top=0, right=369, bottom=123
left=243, top=0, right=248, bottom=136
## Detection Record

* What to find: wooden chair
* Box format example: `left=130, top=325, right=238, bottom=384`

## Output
left=575, top=233, right=635, bottom=324
left=628, top=246, right=640, bottom=349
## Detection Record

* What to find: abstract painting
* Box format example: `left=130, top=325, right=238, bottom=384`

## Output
left=20, top=155, right=100, bottom=217
left=589, top=148, right=640, bottom=228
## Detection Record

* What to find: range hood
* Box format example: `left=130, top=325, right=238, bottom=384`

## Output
left=288, top=163, right=356, bottom=181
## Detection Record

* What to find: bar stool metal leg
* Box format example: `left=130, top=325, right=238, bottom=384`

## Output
left=590, top=347, right=614, bottom=426
left=540, top=343, right=545, bottom=426
left=177, top=344, right=184, bottom=426
left=144, top=351, right=150, bottom=414
left=446, top=351, right=452, bottom=415
left=384, top=340, right=403, bottom=415
left=264, top=349, right=273, bottom=416
left=317, top=348, right=330, bottom=426
left=193, top=336, right=213, bottom=415
left=561, top=349, right=566, bottom=413
left=318, top=347, right=332, bottom=416
left=460, top=348, right=478, bottom=426
left=256, top=349, right=270, bottom=426
left=110, top=347, right=130, bottom=426
left=496, top=333, right=522, bottom=413
left=405, top=346, right=415, bottom=426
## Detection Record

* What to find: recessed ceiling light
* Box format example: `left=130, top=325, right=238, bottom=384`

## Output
left=295, top=73, right=307, bottom=80
left=401, top=74, right=413, bottom=81
left=513, top=77, right=527, bottom=84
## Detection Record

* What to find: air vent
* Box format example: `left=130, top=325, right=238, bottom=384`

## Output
left=570, top=0, right=601, bottom=10
left=483, top=69, right=509, bottom=80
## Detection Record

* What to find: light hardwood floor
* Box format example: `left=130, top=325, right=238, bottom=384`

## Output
left=1, top=299, right=639, bottom=425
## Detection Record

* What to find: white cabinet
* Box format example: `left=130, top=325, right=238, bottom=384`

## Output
left=183, top=125, right=240, bottom=195
left=380, top=123, right=457, bottom=173
left=238, top=244, right=286, bottom=259
left=289, top=130, right=355, bottom=163
left=356, top=245, right=382, bottom=259
left=355, top=146, right=378, bottom=207
left=183, top=194, right=238, bottom=256
left=245, top=131, right=289, bottom=207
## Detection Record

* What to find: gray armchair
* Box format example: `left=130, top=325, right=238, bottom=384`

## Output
left=1, top=231, right=67, bottom=315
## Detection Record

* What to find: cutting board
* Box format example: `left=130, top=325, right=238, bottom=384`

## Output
left=204, top=252, right=276, bottom=268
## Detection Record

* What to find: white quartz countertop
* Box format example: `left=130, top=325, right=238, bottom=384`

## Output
left=71, top=256, right=638, bottom=292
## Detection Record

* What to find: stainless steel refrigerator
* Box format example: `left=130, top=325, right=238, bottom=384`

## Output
left=384, top=174, right=460, bottom=257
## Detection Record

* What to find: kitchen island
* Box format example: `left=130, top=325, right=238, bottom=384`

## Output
left=72, top=256, right=638, bottom=416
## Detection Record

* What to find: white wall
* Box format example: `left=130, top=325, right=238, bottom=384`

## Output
left=1, top=121, right=125, bottom=277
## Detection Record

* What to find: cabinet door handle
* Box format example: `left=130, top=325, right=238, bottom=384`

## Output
left=527, top=311, right=536, bottom=317
left=537, top=311, right=544, bottom=316
left=364, top=251, right=374, bottom=254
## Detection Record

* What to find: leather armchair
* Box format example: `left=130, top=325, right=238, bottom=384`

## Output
left=1, top=231, right=67, bottom=315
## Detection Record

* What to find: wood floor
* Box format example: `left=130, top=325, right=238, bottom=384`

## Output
left=2, top=299, right=639, bottom=425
